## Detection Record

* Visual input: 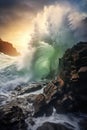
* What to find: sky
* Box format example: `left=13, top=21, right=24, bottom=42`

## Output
left=0, top=0, right=87, bottom=52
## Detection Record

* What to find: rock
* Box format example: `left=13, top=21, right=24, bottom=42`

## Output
left=36, top=122, right=73, bottom=130
left=70, top=70, right=79, bottom=82
left=79, top=119, right=87, bottom=130
left=33, top=42, right=87, bottom=115
left=0, top=38, right=20, bottom=56
left=58, top=42, right=87, bottom=113
left=16, top=83, right=43, bottom=95
left=26, top=94, right=37, bottom=103
left=29, top=118, right=35, bottom=126
left=33, top=94, right=46, bottom=114
left=14, top=85, right=22, bottom=91
left=44, top=82, right=58, bottom=103
left=0, top=95, right=8, bottom=106
left=33, top=81, right=63, bottom=116
left=0, top=104, right=28, bottom=130
left=78, top=66, right=87, bottom=73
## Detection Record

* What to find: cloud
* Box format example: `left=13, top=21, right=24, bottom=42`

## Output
left=0, top=0, right=18, bottom=8
left=0, top=0, right=87, bottom=28
left=0, top=0, right=57, bottom=28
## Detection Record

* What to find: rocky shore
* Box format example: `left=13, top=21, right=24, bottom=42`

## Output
left=0, top=42, right=87, bottom=130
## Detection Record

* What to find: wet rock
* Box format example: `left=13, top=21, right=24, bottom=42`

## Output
left=17, top=83, right=43, bottom=95
left=26, top=94, right=37, bottom=103
left=58, top=42, right=87, bottom=113
left=33, top=94, right=46, bottom=114
left=37, top=122, right=73, bottom=130
left=14, top=85, right=22, bottom=91
left=28, top=118, right=35, bottom=126
left=0, top=95, right=8, bottom=106
left=0, top=104, right=28, bottom=130
left=33, top=81, right=63, bottom=116
left=34, top=103, right=53, bottom=117
left=79, top=119, right=87, bottom=130
left=44, top=82, right=58, bottom=103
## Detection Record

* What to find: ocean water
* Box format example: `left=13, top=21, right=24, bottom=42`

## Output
left=27, top=109, right=81, bottom=130
left=0, top=53, right=34, bottom=96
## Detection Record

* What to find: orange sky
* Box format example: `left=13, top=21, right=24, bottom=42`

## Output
left=0, top=18, right=34, bottom=53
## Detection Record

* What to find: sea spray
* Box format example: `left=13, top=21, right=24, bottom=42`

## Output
left=23, top=4, right=87, bottom=79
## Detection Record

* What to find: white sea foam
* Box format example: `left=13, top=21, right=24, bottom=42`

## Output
left=26, top=108, right=80, bottom=130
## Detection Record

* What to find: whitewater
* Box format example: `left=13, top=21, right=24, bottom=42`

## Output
left=0, top=53, right=33, bottom=95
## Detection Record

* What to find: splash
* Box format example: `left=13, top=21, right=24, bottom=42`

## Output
left=18, top=3, right=87, bottom=80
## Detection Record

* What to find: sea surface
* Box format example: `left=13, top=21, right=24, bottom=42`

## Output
left=0, top=53, right=30, bottom=94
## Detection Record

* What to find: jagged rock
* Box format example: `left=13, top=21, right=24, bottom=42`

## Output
left=0, top=38, right=20, bottom=56
left=33, top=94, right=46, bottom=114
left=26, top=94, right=37, bottom=103
left=33, top=81, right=63, bottom=116
left=58, top=42, right=87, bottom=112
left=33, top=42, right=87, bottom=115
left=0, top=104, right=28, bottom=130
left=36, top=122, right=74, bottom=130
left=15, top=83, right=43, bottom=95
left=44, top=82, right=58, bottom=103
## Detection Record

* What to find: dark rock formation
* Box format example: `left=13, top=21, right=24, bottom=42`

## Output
left=79, top=119, right=87, bottom=130
left=0, top=104, right=28, bottom=130
left=59, top=42, right=87, bottom=112
left=36, top=122, right=74, bottom=130
left=15, top=83, right=43, bottom=95
left=0, top=38, right=20, bottom=56
left=33, top=42, right=87, bottom=115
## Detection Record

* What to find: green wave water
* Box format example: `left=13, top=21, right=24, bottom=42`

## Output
left=30, top=41, right=75, bottom=80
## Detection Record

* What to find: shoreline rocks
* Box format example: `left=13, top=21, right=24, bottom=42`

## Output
left=0, top=104, right=28, bottom=130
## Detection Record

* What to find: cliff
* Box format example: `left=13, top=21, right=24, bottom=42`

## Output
left=33, top=42, right=87, bottom=114
left=0, top=38, right=20, bottom=56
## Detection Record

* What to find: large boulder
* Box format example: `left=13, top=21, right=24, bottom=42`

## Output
left=0, top=104, right=28, bottom=130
